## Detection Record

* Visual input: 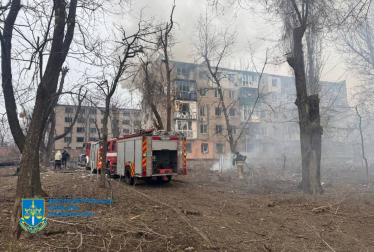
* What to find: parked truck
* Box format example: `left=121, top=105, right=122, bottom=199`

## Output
left=85, top=129, right=187, bottom=184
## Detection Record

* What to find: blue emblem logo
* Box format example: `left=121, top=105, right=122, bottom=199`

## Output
left=19, top=199, right=47, bottom=233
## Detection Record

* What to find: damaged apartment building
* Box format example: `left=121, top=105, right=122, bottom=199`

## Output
left=141, top=60, right=356, bottom=167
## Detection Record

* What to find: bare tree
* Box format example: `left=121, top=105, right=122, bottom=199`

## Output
left=157, top=1, right=176, bottom=132
left=40, top=68, right=86, bottom=167
left=93, top=21, right=152, bottom=188
left=355, top=106, right=369, bottom=177
left=137, top=58, right=165, bottom=130
left=0, top=0, right=130, bottom=239
left=192, top=11, right=267, bottom=158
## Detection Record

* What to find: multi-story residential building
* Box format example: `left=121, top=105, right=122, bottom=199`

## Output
left=141, top=60, right=354, bottom=166
left=54, top=104, right=142, bottom=150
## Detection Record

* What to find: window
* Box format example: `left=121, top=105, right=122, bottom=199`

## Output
left=272, top=93, right=279, bottom=103
left=262, top=144, right=268, bottom=152
left=216, top=125, right=223, bottom=134
left=214, top=89, right=219, bottom=98
left=89, top=118, right=95, bottom=124
left=261, top=127, right=267, bottom=136
left=123, top=128, right=130, bottom=133
left=176, top=120, right=192, bottom=131
left=65, top=117, right=72, bottom=123
left=134, top=129, right=140, bottom=133
left=200, top=88, right=207, bottom=96
left=229, top=108, right=236, bottom=117
left=229, top=90, right=235, bottom=99
left=200, top=106, right=206, bottom=116
left=76, top=137, right=84, bottom=142
left=64, top=137, right=71, bottom=143
left=64, top=127, right=70, bottom=133
left=260, top=111, right=266, bottom=118
left=77, top=118, right=84, bottom=124
left=201, top=143, right=209, bottom=154
left=260, top=76, right=267, bottom=85
left=77, top=127, right=84, bottom=133
left=272, top=78, right=278, bottom=87
left=186, top=143, right=192, bottom=153
left=134, top=120, right=141, bottom=126
left=65, top=107, right=73, bottom=113
left=101, top=119, right=104, bottom=124
left=89, top=137, right=96, bottom=141
left=100, top=110, right=104, bottom=115
left=123, top=111, right=130, bottom=116
left=216, top=143, right=224, bottom=154
left=112, top=141, right=116, bottom=151
left=230, top=125, right=237, bottom=135
left=89, top=108, right=97, bottom=114
left=134, top=112, right=140, bottom=117
left=90, top=128, right=96, bottom=133
left=176, top=80, right=196, bottom=92
left=199, top=70, right=207, bottom=79
left=123, top=120, right=130, bottom=125
left=80, top=108, right=85, bottom=114
left=229, top=74, right=235, bottom=81
left=243, top=74, right=249, bottom=86
left=215, top=107, right=222, bottom=116
left=181, top=103, right=189, bottom=113
left=177, top=66, right=188, bottom=76
left=200, top=125, right=208, bottom=134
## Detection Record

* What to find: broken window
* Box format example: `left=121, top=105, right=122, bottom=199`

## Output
left=201, top=143, right=209, bottom=154
left=216, top=125, right=223, bottom=134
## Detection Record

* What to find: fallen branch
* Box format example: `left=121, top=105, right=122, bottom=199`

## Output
left=302, top=216, right=336, bottom=252
left=311, top=197, right=347, bottom=214
left=125, top=186, right=216, bottom=248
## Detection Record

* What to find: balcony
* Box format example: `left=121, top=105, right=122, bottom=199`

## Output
left=239, top=87, right=262, bottom=106
left=176, top=130, right=194, bottom=138
left=174, top=111, right=197, bottom=120
left=175, top=91, right=197, bottom=101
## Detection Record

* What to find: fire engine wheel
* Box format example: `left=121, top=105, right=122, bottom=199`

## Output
left=157, top=175, right=172, bottom=183
left=124, top=167, right=134, bottom=185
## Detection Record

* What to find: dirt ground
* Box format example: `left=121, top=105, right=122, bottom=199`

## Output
left=0, top=165, right=374, bottom=252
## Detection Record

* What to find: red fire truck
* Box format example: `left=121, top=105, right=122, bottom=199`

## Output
left=85, top=129, right=187, bottom=184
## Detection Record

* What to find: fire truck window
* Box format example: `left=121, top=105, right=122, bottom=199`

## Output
left=112, top=141, right=116, bottom=151
left=107, top=143, right=110, bottom=151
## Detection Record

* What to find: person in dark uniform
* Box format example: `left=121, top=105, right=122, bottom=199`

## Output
left=62, top=150, right=70, bottom=168
left=233, top=151, right=247, bottom=179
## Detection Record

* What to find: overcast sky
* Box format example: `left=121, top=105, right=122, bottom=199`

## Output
left=118, top=0, right=355, bottom=97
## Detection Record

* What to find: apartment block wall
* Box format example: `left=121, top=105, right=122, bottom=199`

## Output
left=143, top=60, right=354, bottom=167
left=54, top=105, right=142, bottom=151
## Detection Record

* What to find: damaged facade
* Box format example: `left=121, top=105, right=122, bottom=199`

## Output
left=141, top=60, right=357, bottom=167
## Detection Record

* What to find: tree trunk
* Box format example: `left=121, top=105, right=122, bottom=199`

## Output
left=100, top=97, right=110, bottom=188
left=111, top=105, right=120, bottom=138
left=42, top=111, right=56, bottom=167
left=282, top=154, right=287, bottom=176
left=150, top=102, right=164, bottom=130
left=164, top=52, right=172, bottom=132
left=10, top=0, right=78, bottom=239
left=11, top=89, right=51, bottom=239
left=287, top=26, right=323, bottom=194
left=356, top=106, right=369, bottom=177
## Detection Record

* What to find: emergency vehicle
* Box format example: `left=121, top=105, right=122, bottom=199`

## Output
left=85, top=129, right=187, bottom=184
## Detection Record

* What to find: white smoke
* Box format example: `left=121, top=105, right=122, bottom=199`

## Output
left=211, top=154, right=235, bottom=171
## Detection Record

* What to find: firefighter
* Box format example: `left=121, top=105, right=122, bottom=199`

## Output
left=55, top=150, right=62, bottom=169
left=233, top=151, right=247, bottom=179
left=62, top=150, right=70, bottom=168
